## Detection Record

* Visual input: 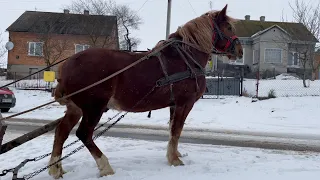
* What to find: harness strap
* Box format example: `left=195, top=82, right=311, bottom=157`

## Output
left=174, top=44, right=201, bottom=92
left=156, top=68, right=205, bottom=87
left=155, top=52, right=175, bottom=106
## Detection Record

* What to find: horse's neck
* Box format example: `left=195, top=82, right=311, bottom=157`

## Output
left=167, top=32, right=210, bottom=68
left=186, top=46, right=210, bottom=68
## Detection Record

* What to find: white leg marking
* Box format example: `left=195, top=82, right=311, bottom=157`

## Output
left=166, top=138, right=184, bottom=166
left=95, top=154, right=115, bottom=177
left=48, top=155, right=66, bottom=179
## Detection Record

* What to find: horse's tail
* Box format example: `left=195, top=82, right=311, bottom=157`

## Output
left=54, top=61, right=68, bottom=105
left=54, top=80, right=68, bottom=105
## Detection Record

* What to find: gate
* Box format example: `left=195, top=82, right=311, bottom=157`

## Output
left=202, top=62, right=248, bottom=98
left=204, top=75, right=242, bottom=97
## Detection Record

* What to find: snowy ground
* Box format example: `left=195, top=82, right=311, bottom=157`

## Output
left=2, top=88, right=320, bottom=137
left=1, top=134, right=320, bottom=180
left=243, top=78, right=320, bottom=97
left=2, top=77, right=320, bottom=180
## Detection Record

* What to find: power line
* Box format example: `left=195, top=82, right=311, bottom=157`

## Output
left=187, top=0, right=197, bottom=15
left=137, top=0, right=150, bottom=13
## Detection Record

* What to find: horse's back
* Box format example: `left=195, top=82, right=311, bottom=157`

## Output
left=59, top=48, right=148, bottom=103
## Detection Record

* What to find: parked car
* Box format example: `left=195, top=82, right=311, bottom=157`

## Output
left=0, top=87, right=16, bottom=112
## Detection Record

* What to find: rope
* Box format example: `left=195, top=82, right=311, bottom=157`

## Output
left=0, top=39, right=176, bottom=122
left=0, top=57, right=69, bottom=89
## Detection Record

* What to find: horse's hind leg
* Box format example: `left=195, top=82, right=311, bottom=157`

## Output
left=76, top=105, right=114, bottom=177
left=48, top=101, right=82, bottom=179
left=167, top=101, right=195, bottom=166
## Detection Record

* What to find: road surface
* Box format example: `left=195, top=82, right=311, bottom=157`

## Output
left=2, top=118, right=320, bottom=153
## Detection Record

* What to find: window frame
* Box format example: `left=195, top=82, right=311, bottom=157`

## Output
left=264, top=48, right=282, bottom=64
left=28, top=42, right=44, bottom=57
left=75, top=44, right=90, bottom=54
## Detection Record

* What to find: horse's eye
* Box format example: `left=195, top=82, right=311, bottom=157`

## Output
left=228, top=27, right=232, bottom=31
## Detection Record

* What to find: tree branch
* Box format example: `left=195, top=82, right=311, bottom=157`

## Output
left=64, top=0, right=142, bottom=50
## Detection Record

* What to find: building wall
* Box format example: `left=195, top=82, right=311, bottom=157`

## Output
left=242, top=44, right=253, bottom=66
left=6, top=31, right=119, bottom=79
left=258, top=27, right=289, bottom=73
left=6, top=64, right=55, bottom=79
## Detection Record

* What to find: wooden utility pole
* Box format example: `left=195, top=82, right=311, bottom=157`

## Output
left=166, top=0, right=172, bottom=39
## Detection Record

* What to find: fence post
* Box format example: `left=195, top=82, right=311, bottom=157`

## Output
left=0, top=109, right=8, bottom=153
left=217, top=73, right=220, bottom=99
left=14, top=72, right=17, bottom=88
left=255, top=70, right=260, bottom=98
left=239, top=68, right=243, bottom=96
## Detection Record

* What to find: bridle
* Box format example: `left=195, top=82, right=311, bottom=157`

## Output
left=210, top=17, right=241, bottom=56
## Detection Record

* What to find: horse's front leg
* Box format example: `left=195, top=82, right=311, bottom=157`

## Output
left=167, top=102, right=194, bottom=166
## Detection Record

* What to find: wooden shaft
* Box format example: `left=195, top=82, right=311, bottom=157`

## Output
left=0, top=118, right=61, bottom=154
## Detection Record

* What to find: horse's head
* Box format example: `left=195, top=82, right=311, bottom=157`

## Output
left=207, top=5, right=243, bottom=60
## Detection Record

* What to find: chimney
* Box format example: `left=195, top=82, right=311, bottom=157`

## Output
left=245, top=15, right=250, bottom=20
left=260, top=16, right=265, bottom=22
left=84, top=10, right=89, bottom=15
left=63, top=9, right=69, bottom=14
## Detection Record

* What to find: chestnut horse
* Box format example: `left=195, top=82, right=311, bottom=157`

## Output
left=48, top=5, right=243, bottom=179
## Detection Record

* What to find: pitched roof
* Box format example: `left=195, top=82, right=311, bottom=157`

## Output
left=234, top=20, right=319, bottom=42
left=6, top=11, right=117, bottom=37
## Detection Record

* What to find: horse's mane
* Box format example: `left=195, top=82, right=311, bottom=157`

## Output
left=172, top=10, right=237, bottom=54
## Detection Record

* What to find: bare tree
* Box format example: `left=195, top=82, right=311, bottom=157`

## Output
left=274, top=0, right=319, bottom=87
left=64, top=0, right=142, bottom=51
left=0, top=32, right=7, bottom=69
left=290, top=0, right=320, bottom=83
left=0, top=32, right=6, bottom=60
left=37, top=21, right=69, bottom=70
left=113, top=4, right=142, bottom=51
left=79, top=16, right=117, bottom=48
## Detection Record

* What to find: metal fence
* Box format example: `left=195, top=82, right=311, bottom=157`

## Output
left=1, top=72, right=56, bottom=90
left=242, top=69, right=320, bottom=98
left=2, top=68, right=245, bottom=98
left=202, top=74, right=243, bottom=99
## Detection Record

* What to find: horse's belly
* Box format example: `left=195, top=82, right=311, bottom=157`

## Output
left=107, top=85, right=170, bottom=112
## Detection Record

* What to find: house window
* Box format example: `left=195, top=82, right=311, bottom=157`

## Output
left=265, top=48, right=282, bottom=63
left=28, top=42, right=43, bottom=56
left=75, top=44, right=90, bottom=54
left=288, top=52, right=299, bottom=66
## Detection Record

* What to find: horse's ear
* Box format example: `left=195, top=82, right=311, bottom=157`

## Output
left=216, top=4, right=228, bottom=22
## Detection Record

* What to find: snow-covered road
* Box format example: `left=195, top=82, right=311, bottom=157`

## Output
left=1, top=133, right=320, bottom=180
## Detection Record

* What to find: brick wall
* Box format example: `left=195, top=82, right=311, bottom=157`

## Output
left=7, top=31, right=118, bottom=66
left=6, top=31, right=119, bottom=79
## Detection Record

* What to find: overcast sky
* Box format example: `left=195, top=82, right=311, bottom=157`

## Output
left=0, top=0, right=319, bottom=63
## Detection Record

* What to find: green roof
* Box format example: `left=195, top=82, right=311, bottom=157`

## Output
left=234, top=20, right=318, bottom=42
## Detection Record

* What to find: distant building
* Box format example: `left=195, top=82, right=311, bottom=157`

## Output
left=5, top=9, right=119, bottom=79
left=210, top=15, right=319, bottom=79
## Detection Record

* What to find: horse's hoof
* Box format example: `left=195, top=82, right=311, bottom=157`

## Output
left=48, top=156, right=65, bottom=179
left=170, top=158, right=185, bottom=166
left=99, top=168, right=115, bottom=177
left=48, top=166, right=65, bottom=179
